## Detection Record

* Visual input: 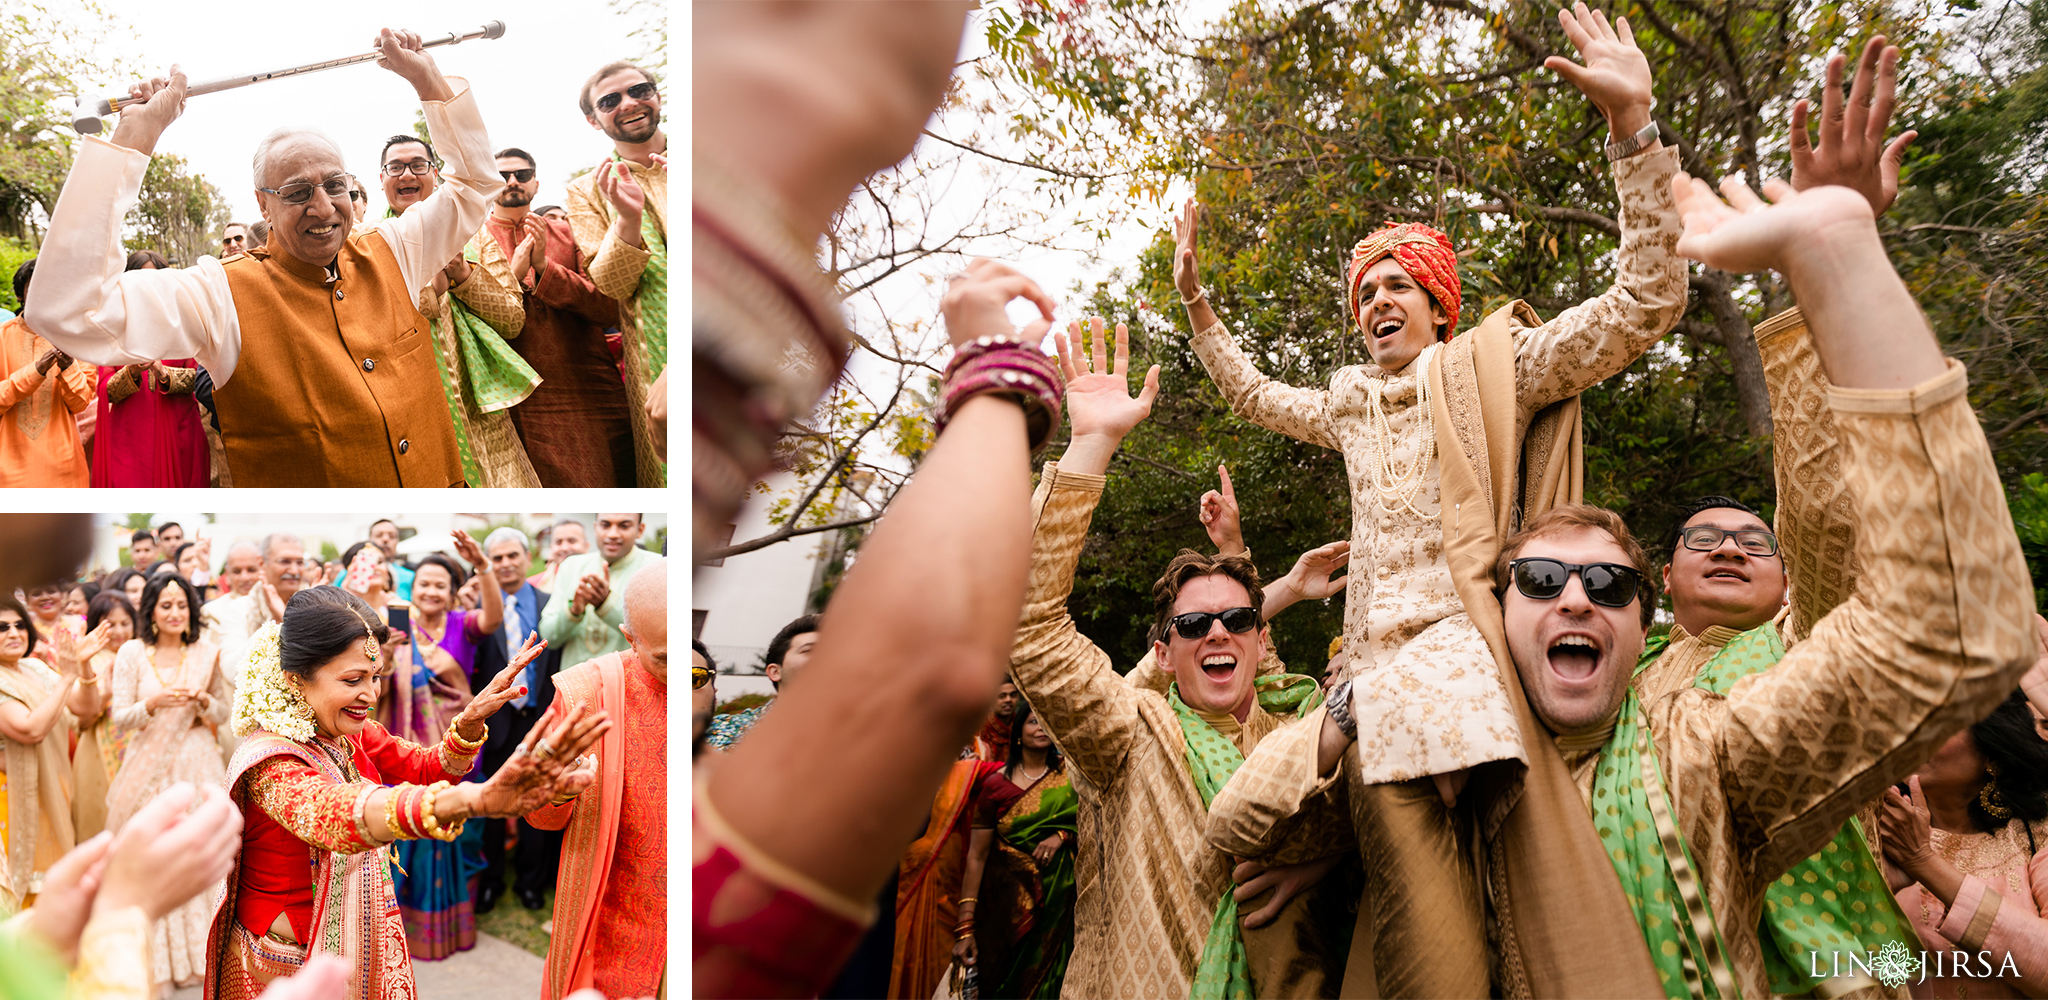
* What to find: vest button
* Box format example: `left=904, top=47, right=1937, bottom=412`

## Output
left=335, top=289, right=345, bottom=301
left=362, top=358, right=374, bottom=372
left=398, top=439, right=410, bottom=455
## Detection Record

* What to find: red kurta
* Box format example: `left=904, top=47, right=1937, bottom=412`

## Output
left=527, top=650, right=666, bottom=998
left=482, top=213, right=633, bottom=487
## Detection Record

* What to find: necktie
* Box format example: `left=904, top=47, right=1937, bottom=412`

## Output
left=505, top=593, right=533, bottom=709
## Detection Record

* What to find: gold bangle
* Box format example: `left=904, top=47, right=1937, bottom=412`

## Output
left=445, top=724, right=486, bottom=754
left=958, top=897, right=978, bottom=905
left=383, top=787, right=405, bottom=843
left=77, top=672, right=99, bottom=686
left=418, top=781, right=464, bottom=841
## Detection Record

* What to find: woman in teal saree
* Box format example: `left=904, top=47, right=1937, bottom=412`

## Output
left=956, top=709, right=1078, bottom=999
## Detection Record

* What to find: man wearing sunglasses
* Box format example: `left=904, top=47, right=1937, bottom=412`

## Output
left=567, top=60, right=666, bottom=488
left=25, top=29, right=501, bottom=487
left=485, top=146, right=633, bottom=488
left=1008, top=318, right=1348, bottom=999
left=377, top=132, right=539, bottom=489
left=1208, top=87, right=2037, bottom=1000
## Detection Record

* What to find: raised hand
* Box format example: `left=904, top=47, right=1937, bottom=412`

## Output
left=1283, top=541, right=1351, bottom=603
left=1200, top=464, right=1245, bottom=556
left=475, top=700, right=612, bottom=817
left=1053, top=317, right=1160, bottom=445
left=1544, top=2, right=1655, bottom=137
left=522, top=214, right=551, bottom=268
left=596, top=162, right=646, bottom=220
left=450, top=528, right=486, bottom=569
left=372, top=28, right=449, bottom=100
left=1790, top=36, right=1916, bottom=218
left=452, top=633, right=544, bottom=738
left=93, top=782, right=242, bottom=922
left=1172, top=197, right=1204, bottom=301
left=109, top=65, right=188, bottom=156
left=75, top=621, right=114, bottom=665
left=939, top=258, right=1056, bottom=352
left=1670, top=173, right=1874, bottom=276
left=259, top=581, right=287, bottom=623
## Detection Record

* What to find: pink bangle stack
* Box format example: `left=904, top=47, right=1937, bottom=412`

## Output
left=936, top=335, right=1064, bottom=453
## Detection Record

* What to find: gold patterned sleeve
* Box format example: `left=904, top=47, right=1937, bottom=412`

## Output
left=565, top=172, right=649, bottom=303
left=241, top=757, right=381, bottom=854
left=66, top=905, right=151, bottom=1000
left=1693, top=362, right=2036, bottom=878
left=1512, top=144, right=1688, bottom=415
left=154, top=364, right=198, bottom=395
left=450, top=234, right=526, bottom=338
left=1205, top=705, right=1348, bottom=863
left=1010, top=463, right=1149, bottom=791
left=105, top=364, right=144, bottom=405
left=1753, top=307, right=1857, bottom=641
left=1188, top=319, right=1337, bottom=450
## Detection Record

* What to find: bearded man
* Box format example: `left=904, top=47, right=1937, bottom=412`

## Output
left=1170, top=5, right=1687, bottom=992
left=25, top=31, right=496, bottom=486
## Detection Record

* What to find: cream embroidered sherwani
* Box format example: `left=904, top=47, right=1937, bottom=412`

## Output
left=200, top=591, right=271, bottom=686
left=413, top=230, right=540, bottom=488
left=1013, top=463, right=1347, bottom=1000
left=1213, top=358, right=2037, bottom=998
left=1190, top=145, right=1687, bottom=784
left=566, top=157, right=664, bottom=487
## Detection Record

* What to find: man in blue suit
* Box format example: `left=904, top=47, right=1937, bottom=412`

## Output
left=475, top=526, right=567, bottom=912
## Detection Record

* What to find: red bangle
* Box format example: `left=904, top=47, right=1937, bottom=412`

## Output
left=935, top=336, right=1064, bottom=454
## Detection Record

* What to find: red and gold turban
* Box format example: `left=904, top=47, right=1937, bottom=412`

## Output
left=1346, top=222, right=1462, bottom=340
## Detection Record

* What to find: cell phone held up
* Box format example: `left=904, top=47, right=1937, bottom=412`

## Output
left=387, top=603, right=410, bottom=634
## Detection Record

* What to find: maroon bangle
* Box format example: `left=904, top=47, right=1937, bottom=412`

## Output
left=936, top=336, right=1064, bottom=453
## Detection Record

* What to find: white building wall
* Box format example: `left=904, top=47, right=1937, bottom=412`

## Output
left=693, top=471, right=830, bottom=699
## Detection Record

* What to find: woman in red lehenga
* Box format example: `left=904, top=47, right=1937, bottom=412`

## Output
left=202, top=585, right=608, bottom=1000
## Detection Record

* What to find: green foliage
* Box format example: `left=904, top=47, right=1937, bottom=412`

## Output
left=2010, top=473, right=2048, bottom=608
left=123, top=154, right=232, bottom=267
left=715, top=693, right=771, bottom=715
left=0, top=234, right=35, bottom=312
left=0, top=2, right=134, bottom=241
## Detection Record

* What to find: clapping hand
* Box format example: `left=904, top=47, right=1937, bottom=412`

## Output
left=93, top=782, right=241, bottom=922
left=596, top=161, right=645, bottom=221
left=1200, top=465, right=1246, bottom=557
left=259, top=581, right=287, bottom=622
left=1544, top=2, right=1655, bottom=137
left=571, top=565, right=611, bottom=617
left=1054, top=317, right=1160, bottom=444
left=1789, top=36, right=1916, bottom=217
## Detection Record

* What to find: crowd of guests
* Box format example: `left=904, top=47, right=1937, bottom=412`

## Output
left=0, top=514, right=670, bottom=999
left=693, top=5, right=2048, bottom=1000
left=4, top=31, right=665, bottom=488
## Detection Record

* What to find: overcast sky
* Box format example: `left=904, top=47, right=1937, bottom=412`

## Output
left=85, top=0, right=662, bottom=235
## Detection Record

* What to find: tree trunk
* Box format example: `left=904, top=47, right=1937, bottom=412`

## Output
left=1688, top=270, right=1773, bottom=438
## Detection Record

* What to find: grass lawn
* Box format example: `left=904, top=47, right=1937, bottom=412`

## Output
left=476, top=865, right=556, bottom=958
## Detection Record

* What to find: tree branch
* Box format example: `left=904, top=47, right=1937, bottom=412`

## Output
left=920, top=128, right=1128, bottom=181
left=708, top=511, right=888, bottom=562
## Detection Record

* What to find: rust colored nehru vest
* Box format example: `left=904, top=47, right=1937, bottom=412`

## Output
left=217, top=231, right=462, bottom=487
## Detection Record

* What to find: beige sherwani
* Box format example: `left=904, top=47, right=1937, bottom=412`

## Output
left=566, top=157, right=665, bottom=487
left=1212, top=353, right=2037, bottom=997
left=1190, top=145, right=1687, bottom=783
left=1013, top=463, right=1347, bottom=999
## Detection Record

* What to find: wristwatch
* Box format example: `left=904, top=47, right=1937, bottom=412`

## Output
left=1604, top=120, right=1662, bottom=162
left=1325, top=679, right=1357, bottom=740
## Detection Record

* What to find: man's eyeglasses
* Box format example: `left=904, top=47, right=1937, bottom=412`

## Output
left=1679, top=525, right=1779, bottom=557
left=691, top=666, right=713, bottom=690
left=0, top=621, right=29, bottom=633
left=1508, top=558, right=1645, bottom=609
left=1167, top=606, right=1260, bottom=641
left=381, top=160, right=436, bottom=177
left=499, top=168, right=535, bottom=183
left=258, top=175, right=351, bottom=205
left=595, top=81, right=657, bottom=114
left=222, top=235, right=245, bottom=246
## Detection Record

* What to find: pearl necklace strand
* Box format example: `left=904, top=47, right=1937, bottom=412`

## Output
left=1363, top=343, right=1439, bottom=519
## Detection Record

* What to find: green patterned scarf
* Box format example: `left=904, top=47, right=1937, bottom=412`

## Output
left=0, top=926, right=68, bottom=1000
left=610, top=151, right=666, bottom=379
left=1685, top=625, right=1921, bottom=997
left=1168, top=674, right=1323, bottom=1000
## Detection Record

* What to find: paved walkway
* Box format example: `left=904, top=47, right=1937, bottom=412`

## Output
left=170, top=932, right=544, bottom=1000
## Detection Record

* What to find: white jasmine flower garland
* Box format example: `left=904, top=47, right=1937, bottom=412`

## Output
left=232, top=620, right=316, bottom=741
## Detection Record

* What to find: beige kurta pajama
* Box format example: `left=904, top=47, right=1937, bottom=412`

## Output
left=1190, top=144, right=1688, bottom=783
left=1011, top=463, right=1349, bottom=1000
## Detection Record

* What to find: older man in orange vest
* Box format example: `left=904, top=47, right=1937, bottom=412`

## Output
left=25, top=29, right=496, bottom=487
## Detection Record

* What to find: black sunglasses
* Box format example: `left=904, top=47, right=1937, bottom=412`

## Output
left=0, top=620, right=28, bottom=633
left=1168, top=606, right=1260, bottom=641
left=499, top=168, right=535, bottom=183
left=691, top=666, right=713, bottom=690
left=595, top=81, right=657, bottom=113
left=1508, top=558, right=1644, bottom=609
left=1679, top=525, right=1779, bottom=557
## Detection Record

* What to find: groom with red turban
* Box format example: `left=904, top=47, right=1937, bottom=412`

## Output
left=1166, top=4, right=1693, bottom=994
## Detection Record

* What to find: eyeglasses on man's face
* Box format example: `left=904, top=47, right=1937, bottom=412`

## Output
left=691, top=666, right=713, bottom=690
left=381, top=159, right=436, bottom=177
left=1167, top=606, right=1260, bottom=641
left=259, top=174, right=352, bottom=206
left=499, top=168, right=535, bottom=183
left=1679, top=525, right=1779, bottom=557
left=596, top=81, right=657, bottom=114
left=222, top=234, right=245, bottom=247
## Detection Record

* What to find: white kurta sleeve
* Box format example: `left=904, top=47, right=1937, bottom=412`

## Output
left=361, top=79, right=499, bottom=296
left=23, top=137, right=242, bottom=382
